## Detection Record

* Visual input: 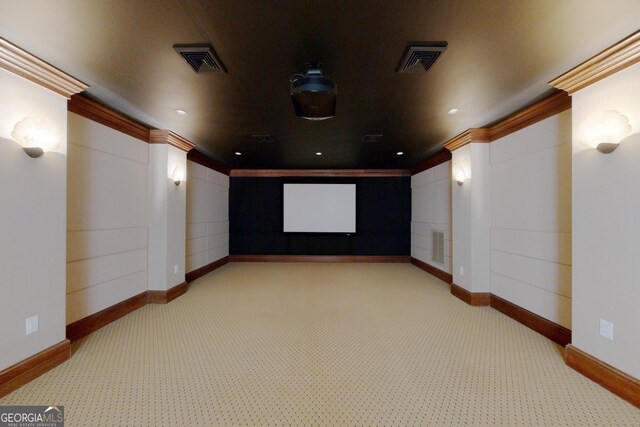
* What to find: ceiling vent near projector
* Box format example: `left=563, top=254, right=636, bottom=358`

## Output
left=397, top=43, right=448, bottom=73
left=290, top=65, right=336, bottom=121
left=361, top=134, right=383, bottom=143
left=173, top=44, right=226, bottom=73
left=251, top=134, right=274, bottom=143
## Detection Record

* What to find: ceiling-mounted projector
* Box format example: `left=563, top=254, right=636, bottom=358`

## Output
left=290, top=66, right=336, bottom=120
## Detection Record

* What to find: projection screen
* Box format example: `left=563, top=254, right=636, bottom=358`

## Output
left=283, top=184, right=356, bottom=233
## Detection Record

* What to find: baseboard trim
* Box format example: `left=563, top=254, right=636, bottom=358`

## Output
left=410, top=257, right=453, bottom=284
left=0, top=340, right=70, bottom=398
left=185, top=256, right=229, bottom=283
left=148, top=282, right=188, bottom=304
left=66, top=291, right=149, bottom=342
left=450, top=283, right=491, bottom=306
left=565, top=345, right=640, bottom=408
left=228, top=255, right=410, bottom=263
left=491, top=294, right=571, bottom=346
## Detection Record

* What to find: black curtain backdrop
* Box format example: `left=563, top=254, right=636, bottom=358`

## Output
left=229, top=177, right=411, bottom=255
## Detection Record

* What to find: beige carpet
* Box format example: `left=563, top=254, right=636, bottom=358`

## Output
left=2, top=263, right=639, bottom=426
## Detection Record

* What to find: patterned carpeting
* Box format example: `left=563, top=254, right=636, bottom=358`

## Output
left=2, top=263, right=639, bottom=426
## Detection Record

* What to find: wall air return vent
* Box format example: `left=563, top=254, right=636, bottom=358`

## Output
left=431, top=230, right=445, bottom=265
left=251, top=134, right=274, bottom=143
left=361, top=134, right=383, bottom=143
left=397, top=43, right=447, bottom=73
left=173, top=44, right=226, bottom=73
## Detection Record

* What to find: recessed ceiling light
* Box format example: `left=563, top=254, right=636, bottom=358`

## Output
left=397, top=151, right=404, bottom=155
left=175, top=109, right=188, bottom=115
left=447, top=108, right=460, bottom=115
left=316, top=152, right=322, bottom=156
left=235, top=152, right=241, bottom=156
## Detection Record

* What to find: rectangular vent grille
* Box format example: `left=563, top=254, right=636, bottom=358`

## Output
left=361, top=134, right=383, bottom=143
left=251, top=134, right=274, bottom=143
left=397, top=43, right=447, bottom=73
left=174, top=44, right=226, bottom=73
left=431, top=230, right=445, bottom=265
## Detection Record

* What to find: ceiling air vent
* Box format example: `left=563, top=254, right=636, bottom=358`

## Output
left=361, top=134, right=383, bottom=143
left=397, top=43, right=447, bottom=73
left=251, top=134, right=274, bottom=143
left=173, top=44, right=226, bottom=73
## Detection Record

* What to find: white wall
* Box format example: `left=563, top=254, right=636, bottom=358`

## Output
left=66, top=113, right=148, bottom=324
left=148, top=144, right=187, bottom=291
left=186, top=160, right=229, bottom=272
left=0, top=69, right=68, bottom=370
left=490, top=111, right=572, bottom=328
left=411, top=161, right=451, bottom=274
left=572, top=63, right=640, bottom=379
left=452, top=143, right=492, bottom=293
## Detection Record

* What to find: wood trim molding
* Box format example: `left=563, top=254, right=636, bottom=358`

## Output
left=550, top=30, right=640, bottom=95
left=0, top=340, right=70, bottom=398
left=491, top=294, right=571, bottom=346
left=148, top=282, right=188, bottom=304
left=450, top=283, right=490, bottom=306
left=187, top=150, right=230, bottom=175
left=410, top=257, right=453, bottom=284
left=410, top=150, right=452, bottom=175
left=487, top=91, right=571, bottom=141
left=186, top=256, right=229, bottom=282
left=149, top=130, right=195, bottom=152
left=229, top=255, right=410, bottom=263
left=68, top=94, right=150, bottom=142
left=565, top=345, right=640, bottom=408
left=442, top=128, right=490, bottom=152
left=0, top=38, right=87, bottom=98
left=229, top=169, right=410, bottom=177
left=66, top=291, right=148, bottom=342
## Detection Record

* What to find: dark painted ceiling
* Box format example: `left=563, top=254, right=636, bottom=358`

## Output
left=1, top=1, right=640, bottom=169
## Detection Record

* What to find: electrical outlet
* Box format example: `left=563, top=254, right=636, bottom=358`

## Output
left=459, top=266, right=464, bottom=276
left=174, top=264, right=179, bottom=274
left=600, top=319, right=614, bottom=340
left=26, top=315, right=38, bottom=335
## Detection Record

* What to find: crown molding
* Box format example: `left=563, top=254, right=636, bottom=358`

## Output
left=149, top=130, right=195, bottom=152
left=442, top=128, right=490, bottom=152
left=68, top=94, right=150, bottom=142
left=487, top=91, right=571, bottom=141
left=229, top=169, right=410, bottom=177
left=410, top=150, right=451, bottom=175
left=187, top=149, right=231, bottom=175
left=550, top=30, right=640, bottom=94
left=0, top=38, right=87, bottom=99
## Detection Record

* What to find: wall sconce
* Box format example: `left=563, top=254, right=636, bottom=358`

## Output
left=171, top=165, right=185, bottom=186
left=583, top=110, right=632, bottom=154
left=11, top=117, right=60, bottom=158
left=453, top=165, right=466, bottom=185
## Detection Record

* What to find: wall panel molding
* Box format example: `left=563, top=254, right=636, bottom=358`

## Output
left=186, top=256, right=229, bottom=282
left=487, top=91, right=571, bottom=140
left=229, top=255, right=410, bottom=263
left=0, top=38, right=87, bottom=98
left=149, top=130, right=195, bottom=152
left=410, top=150, right=452, bottom=175
left=450, top=283, right=491, bottom=306
left=230, top=169, right=410, bottom=177
left=550, top=30, right=640, bottom=94
left=410, top=257, right=452, bottom=284
left=0, top=340, right=70, bottom=398
left=491, top=293, right=571, bottom=346
left=68, top=94, right=150, bottom=142
left=565, top=345, right=640, bottom=408
left=187, top=150, right=230, bottom=175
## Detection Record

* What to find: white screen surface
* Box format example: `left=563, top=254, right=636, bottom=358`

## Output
left=283, top=184, right=356, bottom=233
